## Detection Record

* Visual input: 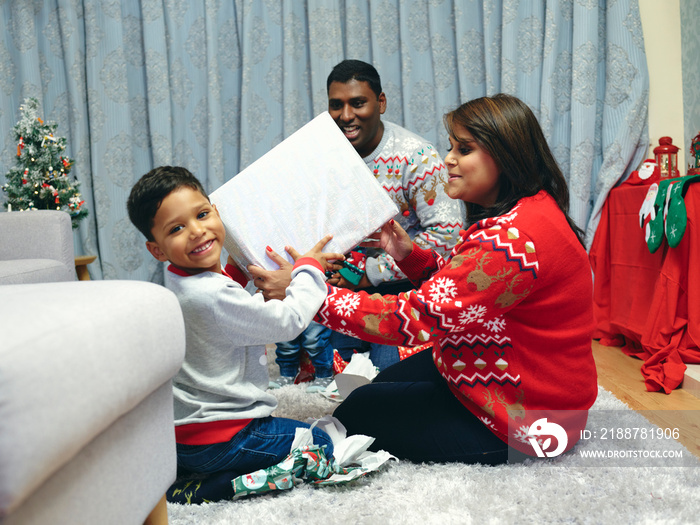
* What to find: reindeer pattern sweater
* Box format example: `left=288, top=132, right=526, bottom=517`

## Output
left=361, top=121, right=464, bottom=286
left=317, top=191, right=598, bottom=454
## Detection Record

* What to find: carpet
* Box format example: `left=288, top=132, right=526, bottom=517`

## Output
left=167, top=377, right=700, bottom=524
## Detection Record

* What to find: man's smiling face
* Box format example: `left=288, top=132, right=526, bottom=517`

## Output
left=328, top=79, right=386, bottom=158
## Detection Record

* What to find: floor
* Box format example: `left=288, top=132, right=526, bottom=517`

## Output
left=592, top=340, right=700, bottom=459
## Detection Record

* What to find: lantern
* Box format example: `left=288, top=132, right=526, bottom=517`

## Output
left=653, top=136, right=679, bottom=179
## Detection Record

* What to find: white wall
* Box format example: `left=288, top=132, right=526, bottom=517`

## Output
left=639, top=0, right=686, bottom=169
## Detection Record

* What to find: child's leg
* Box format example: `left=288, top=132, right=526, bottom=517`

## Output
left=328, top=329, right=368, bottom=362
left=368, top=342, right=400, bottom=371
left=169, top=416, right=334, bottom=504
left=303, top=321, right=334, bottom=378
left=177, top=417, right=334, bottom=475
left=332, top=350, right=509, bottom=464
left=274, top=333, right=302, bottom=378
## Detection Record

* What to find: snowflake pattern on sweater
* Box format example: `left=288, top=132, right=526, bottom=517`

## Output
left=361, top=121, right=464, bottom=286
left=317, top=192, right=597, bottom=455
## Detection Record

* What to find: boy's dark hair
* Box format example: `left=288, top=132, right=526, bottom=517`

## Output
left=326, top=59, right=382, bottom=98
left=127, top=166, right=208, bottom=241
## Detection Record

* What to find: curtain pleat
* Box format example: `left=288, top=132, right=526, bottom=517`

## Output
left=0, top=0, right=649, bottom=281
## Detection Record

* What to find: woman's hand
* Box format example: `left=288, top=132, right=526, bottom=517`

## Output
left=288, top=234, right=345, bottom=269
left=247, top=234, right=343, bottom=301
left=361, top=219, right=413, bottom=262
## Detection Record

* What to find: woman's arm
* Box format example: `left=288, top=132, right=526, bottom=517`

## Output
left=315, top=226, right=539, bottom=348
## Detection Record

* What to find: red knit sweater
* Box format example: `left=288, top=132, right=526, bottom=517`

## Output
left=317, top=191, right=598, bottom=456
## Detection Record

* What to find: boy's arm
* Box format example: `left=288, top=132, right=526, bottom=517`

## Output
left=213, top=258, right=328, bottom=347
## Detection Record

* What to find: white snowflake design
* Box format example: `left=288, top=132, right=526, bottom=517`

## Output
left=458, top=304, right=487, bottom=325
left=334, top=327, right=358, bottom=338
left=479, top=416, right=497, bottom=431
left=432, top=201, right=459, bottom=222
left=513, top=425, right=531, bottom=444
left=495, top=211, right=518, bottom=225
left=333, top=294, right=361, bottom=317
left=513, top=425, right=545, bottom=446
left=484, top=316, right=506, bottom=333
left=429, top=276, right=458, bottom=303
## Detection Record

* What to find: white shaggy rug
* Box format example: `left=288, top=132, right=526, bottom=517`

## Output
left=167, top=371, right=700, bottom=524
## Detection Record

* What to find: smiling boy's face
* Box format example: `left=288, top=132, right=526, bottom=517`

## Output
left=146, top=186, right=225, bottom=274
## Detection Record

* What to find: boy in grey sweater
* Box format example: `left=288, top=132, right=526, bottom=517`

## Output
left=127, top=166, right=341, bottom=502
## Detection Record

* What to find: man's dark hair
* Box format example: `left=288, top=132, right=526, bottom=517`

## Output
left=126, top=166, right=208, bottom=241
left=326, top=59, right=382, bottom=97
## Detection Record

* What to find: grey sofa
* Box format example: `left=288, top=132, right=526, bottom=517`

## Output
left=0, top=210, right=76, bottom=284
left=0, top=211, right=186, bottom=524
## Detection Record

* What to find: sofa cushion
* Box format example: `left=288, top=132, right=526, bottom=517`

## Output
left=0, top=259, right=74, bottom=284
left=0, top=280, right=185, bottom=517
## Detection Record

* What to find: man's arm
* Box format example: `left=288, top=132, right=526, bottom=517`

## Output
left=247, top=252, right=293, bottom=301
left=363, top=151, right=464, bottom=286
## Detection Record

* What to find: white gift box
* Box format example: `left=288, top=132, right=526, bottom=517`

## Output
left=210, top=112, right=398, bottom=275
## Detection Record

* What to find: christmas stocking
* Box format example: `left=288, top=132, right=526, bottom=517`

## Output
left=664, top=174, right=700, bottom=248
left=639, top=183, right=658, bottom=239
left=646, top=179, right=674, bottom=253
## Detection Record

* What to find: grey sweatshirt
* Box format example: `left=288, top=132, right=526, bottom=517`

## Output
left=164, top=261, right=328, bottom=426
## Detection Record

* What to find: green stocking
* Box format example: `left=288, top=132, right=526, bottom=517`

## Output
left=646, top=179, right=673, bottom=253
left=665, top=174, right=700, bottom=248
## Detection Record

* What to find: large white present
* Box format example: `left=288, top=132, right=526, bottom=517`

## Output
left=210, top=112, right=398, bottom=275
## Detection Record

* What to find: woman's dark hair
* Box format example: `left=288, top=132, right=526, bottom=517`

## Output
left=443, top=94, right=585, bottom=245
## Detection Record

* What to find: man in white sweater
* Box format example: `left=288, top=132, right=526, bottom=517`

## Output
left=255, top=60, right=464, bottom=371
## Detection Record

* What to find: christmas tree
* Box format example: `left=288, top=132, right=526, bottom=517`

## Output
left=2, top=98, right=88, bottom=228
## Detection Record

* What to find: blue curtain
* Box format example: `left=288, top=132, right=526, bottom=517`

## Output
left=0, top=0, right=648, bottom=282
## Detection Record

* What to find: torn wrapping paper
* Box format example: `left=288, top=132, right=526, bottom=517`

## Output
left=230, top=415, right=396, bottom=499
left=209, top=112, right=399, bottom=277
left=321, top=352, right=379, bottom=401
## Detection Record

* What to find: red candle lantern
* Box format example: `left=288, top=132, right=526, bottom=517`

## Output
left=653, top=136, right=679, bottom=179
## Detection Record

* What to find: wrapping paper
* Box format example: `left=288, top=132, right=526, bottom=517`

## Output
left=321, top=352, right=378, bottom=401
left=231, top=416, right=396, bottom=499
left=210, top=112, right=398, bottom=277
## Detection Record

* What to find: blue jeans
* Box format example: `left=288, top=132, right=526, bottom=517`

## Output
left=176, top=416, right=334, bottom=475
left=275, top=321, right=333, bottom=377
left=330, top=331, right=400, bottom=371
left=169, top=416, right=334, bottom=503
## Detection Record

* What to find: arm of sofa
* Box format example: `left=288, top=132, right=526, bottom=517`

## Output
left=0, top=280, right=186, bottom=521
left=0, top=210, right=76, bottom=283
left=0, top=210, right=74, bottom=265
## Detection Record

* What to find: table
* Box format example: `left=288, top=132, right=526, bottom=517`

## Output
left=74, top=255, right=96, bottom=281
left=589, top=181, right=700, bottom=393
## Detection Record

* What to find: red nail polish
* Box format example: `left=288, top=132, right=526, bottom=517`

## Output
left=266, top=246, right=272, bottom=252
left=390, top=219, right=395, bottom=225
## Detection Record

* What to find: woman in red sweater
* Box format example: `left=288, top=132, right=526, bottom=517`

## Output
left=314, top=94, right=598, bottom=464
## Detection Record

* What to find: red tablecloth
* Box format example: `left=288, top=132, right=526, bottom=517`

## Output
left=589, top=182, right=700, bottom=393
